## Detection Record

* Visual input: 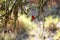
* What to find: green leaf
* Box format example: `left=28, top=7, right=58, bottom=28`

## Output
left=0, top=10, right=5, bottom=15
left=0, top=0, right=6, bottom=3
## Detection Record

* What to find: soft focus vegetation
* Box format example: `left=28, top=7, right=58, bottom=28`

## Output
left=18, top=14, right=37, bottom=32
left=44, top=16, right=59, bottom=28
left=0, top=0, right=60, bottom=40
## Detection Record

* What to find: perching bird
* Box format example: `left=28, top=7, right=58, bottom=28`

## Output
left=31, top=15, right=35, bottom=21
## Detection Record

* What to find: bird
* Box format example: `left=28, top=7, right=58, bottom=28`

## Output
left=31, top=15, right=35, bottom=21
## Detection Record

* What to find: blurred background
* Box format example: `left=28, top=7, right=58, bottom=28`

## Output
left=0, top=0, right=60, bottom=40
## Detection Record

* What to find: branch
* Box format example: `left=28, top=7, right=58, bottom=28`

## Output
left=0, top=0, right=17, bottom=18
left=42, top=0, right=49, bottom=7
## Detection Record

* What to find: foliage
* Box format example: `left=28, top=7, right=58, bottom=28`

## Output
left=44, top=16, right=60, bottom=40
left=0, top=0, right=6, bottom=3
left=44, top=16, right=59, bottom=28
left=0, top=10, right=5, bottom=15
left=0, top=0, right=60, bottom=40
left=18, top=14, right=37, bottom=32
left=53, top=30, right=60, bottom=40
